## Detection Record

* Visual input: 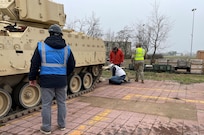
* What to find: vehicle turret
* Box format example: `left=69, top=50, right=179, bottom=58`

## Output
left=0, top=0, right=66, bottom=28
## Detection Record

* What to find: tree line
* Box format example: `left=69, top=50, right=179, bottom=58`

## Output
left=65, top=2, right=172, bottom=64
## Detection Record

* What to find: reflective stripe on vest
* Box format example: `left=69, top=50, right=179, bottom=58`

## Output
left=134, top=48, right=145, bottom=61
left=38, top=42, right=70, bottom=75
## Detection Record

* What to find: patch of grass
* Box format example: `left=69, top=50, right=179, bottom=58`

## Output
left=104, top=58, right=204, bottom=84
left=102, top=69, right=204, bottom=84
left=143, top=72, right=204, bottom=84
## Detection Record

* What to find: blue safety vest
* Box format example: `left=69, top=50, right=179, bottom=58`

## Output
left=38, top=42, right=70, bottom=75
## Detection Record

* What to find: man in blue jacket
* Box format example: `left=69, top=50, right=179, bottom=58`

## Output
left=29, top=24, right=75, bottom=134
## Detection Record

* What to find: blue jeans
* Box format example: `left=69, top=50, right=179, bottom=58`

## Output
left=41, top=86, right=67, bottom=131
left=109, top=75, right=126, bottom=85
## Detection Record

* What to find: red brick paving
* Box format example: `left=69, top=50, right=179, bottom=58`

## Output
left=0, top=80, right=204, bottom=135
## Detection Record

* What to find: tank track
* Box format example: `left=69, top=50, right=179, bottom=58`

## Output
left=0, top=68, right=103, bottom=125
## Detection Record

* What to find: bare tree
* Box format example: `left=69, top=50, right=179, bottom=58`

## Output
left=103, top=29, right=115, bottom=42
left=132, top=23, right=151, bottom=53
left=85, top=12, right=103, bottom=38
left=115, top=26, right=133, bottom=58
left=115, top=26, right=133, bottom=42
left=66, top=18, right=87, bottom=32
left=148, top=1, right=171, bottom=64
left=132, top=1, right=171, bottom=64
left=65, top=12, right=103, bottom=38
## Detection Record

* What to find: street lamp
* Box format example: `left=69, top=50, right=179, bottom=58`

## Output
left=190, top=8, right=196, bottom=57
left=142, top=24, right=145, bottom=46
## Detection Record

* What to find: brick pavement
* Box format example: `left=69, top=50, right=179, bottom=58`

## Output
left=0, top=80, right=204, bottom=135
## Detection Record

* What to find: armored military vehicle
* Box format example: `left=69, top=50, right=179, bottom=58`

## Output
left=0, top=0, right=106, bottom=118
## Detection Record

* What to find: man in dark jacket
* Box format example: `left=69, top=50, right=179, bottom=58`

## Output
left=29, top=24, right=75, bottom=134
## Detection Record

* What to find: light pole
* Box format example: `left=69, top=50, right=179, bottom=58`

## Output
left=190, top=8, right=196, bottom=57
left=142, top=24, right=145, bottom=46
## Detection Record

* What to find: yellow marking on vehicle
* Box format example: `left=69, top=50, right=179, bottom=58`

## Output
left=68, top=109, right=111, bottom=135
left=123, top=94, right=204, bottom=104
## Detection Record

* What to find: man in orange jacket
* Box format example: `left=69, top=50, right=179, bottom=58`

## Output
left=109, top=47, right=124, bottom=67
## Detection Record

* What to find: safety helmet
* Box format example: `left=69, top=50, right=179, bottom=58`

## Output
left=48, top=24, right=62, bottom=35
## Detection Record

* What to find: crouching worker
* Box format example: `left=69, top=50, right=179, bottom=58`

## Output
left=108, top=64, right=126, bottom=85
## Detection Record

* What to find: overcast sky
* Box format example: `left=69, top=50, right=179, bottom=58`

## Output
left=53, top=0, right=204, bottom=54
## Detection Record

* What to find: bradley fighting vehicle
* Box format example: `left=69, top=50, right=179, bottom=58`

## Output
left=0, top=0, right=106, bottom=118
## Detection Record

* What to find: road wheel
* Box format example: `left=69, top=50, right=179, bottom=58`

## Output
left=13, top=83, right=41, bottom=108
left=81, top=72, right=93, bottom=90
left=68, top=75, right=82, bottom=94
left=91, top=65, right=100, bottom=77
left=0, top=89, right=12, bottom=118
